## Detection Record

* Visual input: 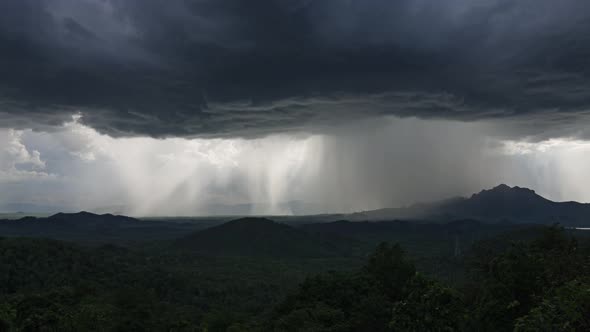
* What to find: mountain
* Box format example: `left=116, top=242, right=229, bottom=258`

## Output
left=348, top=184, right=590, bottom=226
left=0, top=211, right=140, bottom=229
left=0, top=212, right=201, bottom=243
left=46, top=211, right=139, bottom=226
left=174, top=217, right=355, bottom=257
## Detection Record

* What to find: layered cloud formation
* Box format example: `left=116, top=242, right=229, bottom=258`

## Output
left=1, top=0, right=590, bottom=138
left=2, top=1, right=590, bottom=214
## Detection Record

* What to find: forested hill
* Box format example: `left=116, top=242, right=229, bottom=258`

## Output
left=174, top=217, right=357, bottom=257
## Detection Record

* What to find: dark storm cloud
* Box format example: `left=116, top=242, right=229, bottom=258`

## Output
left=1, top=0, right=590, bottom=138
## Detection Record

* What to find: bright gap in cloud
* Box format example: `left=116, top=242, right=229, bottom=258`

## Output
left=1, top=116, right=324, bottom=216
left=2, top=116, right=590, bottom=215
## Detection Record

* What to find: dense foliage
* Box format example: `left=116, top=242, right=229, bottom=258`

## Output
left=0, top=225, right=588, bottom=331
left=0, top=237, right=361, bottom=331
left=260, top=226, right=590, bottom=331
left=259, top=243, right=465, bottom=332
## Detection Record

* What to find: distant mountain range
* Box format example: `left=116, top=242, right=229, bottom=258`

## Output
left=0, top=197, right=580, bottom=258
left=0, top=211, right=203, bottom=244
left=7, top=185, right=585, bottom=226
left=348, top=184, right=590, bottom=226
left=0, top=200, right=325, bottom=217
left=1, top=184, right=589, bottom=247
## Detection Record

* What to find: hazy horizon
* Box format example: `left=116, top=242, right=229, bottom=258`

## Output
left=1, top=183, right=587, bottom=218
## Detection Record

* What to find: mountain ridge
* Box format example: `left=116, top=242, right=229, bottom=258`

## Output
left=0, top=211, right=203, bottom=244
left=348, top=184, right=590, bottom=226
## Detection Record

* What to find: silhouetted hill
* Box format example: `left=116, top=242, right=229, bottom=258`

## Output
left=175, top=217, right=355, bottom=257
left=0, top=212, right=201, bottom=243
left=47, top=211, right=139, bottom=227
left=0, top=212, right=141, bottom=230
left=348, top=185, right=590, bottom=226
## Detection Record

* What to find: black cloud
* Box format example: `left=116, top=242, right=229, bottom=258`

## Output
left=1, top=0, right=590, bottom=138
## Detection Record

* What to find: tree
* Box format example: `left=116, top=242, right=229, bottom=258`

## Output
left=365, top=243, right=416, bottom=300
left=391, top=276, right=465, bottom=331
left=514, top=280, right=590, bottom=332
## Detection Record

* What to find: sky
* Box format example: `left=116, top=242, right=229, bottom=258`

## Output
left=1, top=0, right=590, bottom=215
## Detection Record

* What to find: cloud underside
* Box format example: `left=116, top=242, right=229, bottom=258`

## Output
left=1, top=0, right=590, bottom=138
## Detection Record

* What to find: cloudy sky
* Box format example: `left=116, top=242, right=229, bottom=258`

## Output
left=1, top=0, right=590, bottom=215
